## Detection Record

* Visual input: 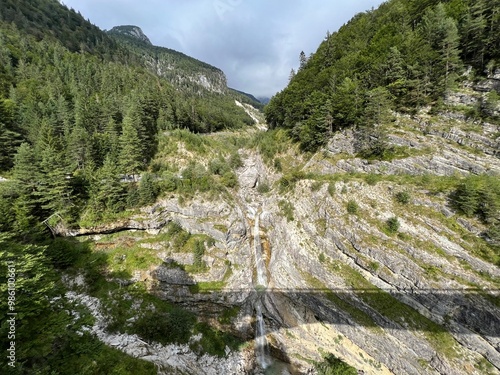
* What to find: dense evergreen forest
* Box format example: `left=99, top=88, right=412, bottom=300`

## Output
left=265, top=0, right=500, bottom=151
left=0, top=1, right=256, bottom=229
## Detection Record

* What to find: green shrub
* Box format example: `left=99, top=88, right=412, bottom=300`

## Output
left=257, top=182, right=270, bottom=193
left=229, top=152, right=243, bottom=169
left=193, top=240, right=206, bottom=270
left=274, top=158, right=282, bottom=171
left=133, top=308, right=195, bottom=345
left=346, top=200, right=359, bottom=214
left=221, top=171, right=238, bottom=188
left=452, top=180, right=481, bottom=217
left=386, top=216, right=400, bottom=233
left=365, top=173, right=381, bottom=186
left=278, top=200, right=294, bottom=222
left=395, top=191, right=411, bottom=205
left=451, top=176, right=500, bottom=222
left=311, top=181, right=323, bottom=192
left=315, top=353, right=357, bottom=375
left=191, top=322, right=243, bottom=357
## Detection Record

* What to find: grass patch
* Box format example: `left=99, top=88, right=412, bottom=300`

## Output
left=214, top=224, right=228, bottom=233
left=346, top=200, right=359, bottom=214
left=218, top=306, right=241, bottom=325
left=189, top=281, right=226, bottom=294
left=278, top=200, right=295, bottom=222
left=315, top=353, right=357, bottom=375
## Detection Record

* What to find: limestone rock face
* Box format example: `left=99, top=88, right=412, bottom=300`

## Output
left=64, top=110, right=500, bottom=374
left=108, top=25, right=152, bottom=45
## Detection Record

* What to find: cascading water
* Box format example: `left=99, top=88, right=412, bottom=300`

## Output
left=255, top=301, right=271, bottom=369
left=254, top=212, right=268, bottom=288
left=253, top=210, right=271, bottom=370
left=251, top=209, right=294, bottom=374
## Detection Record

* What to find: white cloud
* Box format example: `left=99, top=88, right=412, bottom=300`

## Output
left=63, top=0, right=384, bottom=97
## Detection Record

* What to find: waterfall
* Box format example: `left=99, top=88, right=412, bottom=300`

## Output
left=253, top=210, right=271, bottom=370
left=254, top=212, right=268, bottom=287
left=255, top=301, right=271, bottom=369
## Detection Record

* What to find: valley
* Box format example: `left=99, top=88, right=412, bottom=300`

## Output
left=0, top=1, right=499, bottom=374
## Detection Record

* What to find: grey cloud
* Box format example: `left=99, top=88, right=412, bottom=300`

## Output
left=63, top=0, right=384, bottom=97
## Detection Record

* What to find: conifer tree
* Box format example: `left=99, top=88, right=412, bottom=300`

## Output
left=35, top=146, right=73, bottom=218
left=119, top=114, right=143, bottom=178
left=93, top=155, right=125, bottom=214
left=421, top=3, right=462, bottom=93
left=11, top=143, right=43, bottom=236
left=299, top=51, right=308, bottom=70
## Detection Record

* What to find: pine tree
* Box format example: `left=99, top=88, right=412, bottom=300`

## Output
left=119, top=114, right=144, bottom=178
left=103, top=117, right=120, bottom=159
left=461, top=0, right=488, bottom=70
left=93, top=155, right=125, bottom=214
left=67, top=125, right=90, bottom=170
left=384, top=47, right=405, bottom=84
left=363, top=87, right=393, bottom=127
left=420, top=3, right=462, bottom=94
left=11, top=143, right=43, bottom=236
left=331, top=78, right=362, bottom=128
left=299, top=51, right=308, bottom=70
left=35, top=146, right=73, bottom=218
left=12, top=143, right=39, bottom=187
left=138, top=172, right=158, bottom=206
left=0, top=99, right=22, bottom=170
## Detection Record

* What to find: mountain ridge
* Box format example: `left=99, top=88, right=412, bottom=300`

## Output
left=108, top=25, right=153, bottom=45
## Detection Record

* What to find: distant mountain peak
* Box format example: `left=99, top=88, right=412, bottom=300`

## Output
left=108, top=25, right=152, bottom=45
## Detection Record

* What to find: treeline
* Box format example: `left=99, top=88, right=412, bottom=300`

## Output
left=0, top=0, right=124, bottom=57
left=265, top=0, right=500, bottom=151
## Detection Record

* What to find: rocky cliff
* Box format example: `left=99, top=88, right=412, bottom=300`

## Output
left=59, top=98, right=500, bottom=374
left=108, top=25, right=152, bottom=45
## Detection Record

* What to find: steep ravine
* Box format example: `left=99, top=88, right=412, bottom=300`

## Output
left=61, top=117, right=500, bottom=374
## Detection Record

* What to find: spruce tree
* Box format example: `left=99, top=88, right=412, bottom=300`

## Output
left=299, top=51, right=308, bottom=70
left=35, top=146, right=73, bottom=218
left=119, top=114, right=143, bottom=178
left=94, top=155, right=125, bottom=214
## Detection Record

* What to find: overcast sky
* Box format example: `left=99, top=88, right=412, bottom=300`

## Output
left=62, top=0, right=384, bottom=98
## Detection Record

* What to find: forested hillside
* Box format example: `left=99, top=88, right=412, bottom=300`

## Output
left=108, top=25, right=229, bottom=94
left=0, top=4, right=256, bottom=229
left=0, top=0, right=123, bottom=56
left=265, top=0, right=500, bottom=151
left=0, top=2, right=256, bottom=373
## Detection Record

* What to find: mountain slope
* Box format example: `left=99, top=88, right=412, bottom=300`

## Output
left=107, top=25, right=228, bottom=94
left=0, top=2, right=257, bottom=373
left=0, top=0, right=121, bottom=55
left=265, top=0, right=500, bottom=151
left=0, top=0, right=499, bottom=374
left=108, top=25, right=153, bottom=45
left=48, top=109, right=500, bottom=374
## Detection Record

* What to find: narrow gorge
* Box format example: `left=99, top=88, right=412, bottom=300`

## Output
left=57, top=112, right=500, bottom=374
